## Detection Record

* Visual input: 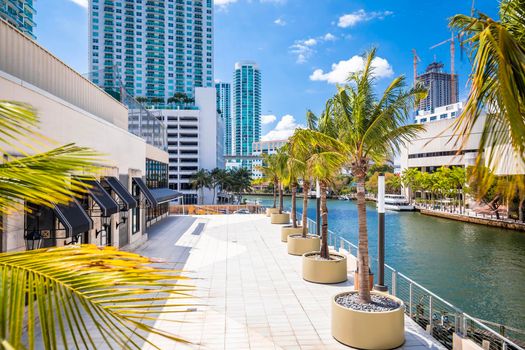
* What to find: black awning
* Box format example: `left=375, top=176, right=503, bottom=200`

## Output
left=102, top=177, right=137, bottom=210
left=132, top=177, right=158, bottom=207
left=82, top=179, right=119, bottom=216
left=53, top=198, right=93, bottom=236
left=149, top=188, right=182, bottom=204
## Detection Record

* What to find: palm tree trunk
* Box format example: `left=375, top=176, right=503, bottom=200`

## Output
left=357, top=175, right=371, bottom=303
left=302, top=181, right=309, bottom=237
left=291, top=183, right=297, bottom=228
left=319, top=181, right=329, bottom=259
left=519, top=197, right=524, bottom=222
left=278, top=182, right=283, bottom=214
left=273, top=178, right=277, bottom=208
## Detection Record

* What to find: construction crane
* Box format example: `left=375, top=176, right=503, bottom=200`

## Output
left=430, top=33, right=456, bottom=104
left=411, top=49, right=421, bottom=86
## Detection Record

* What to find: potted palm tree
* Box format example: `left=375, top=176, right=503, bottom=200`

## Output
left=289, top=129, right=349, bottom=283
left=280, top=144, right=304, bottom=241
left=270, top=147, right=290, bottom=224
left=258, top=154, right=280, bottom=217
left=323, top=49, right=426, bottom=349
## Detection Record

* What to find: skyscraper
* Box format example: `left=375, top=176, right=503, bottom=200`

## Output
left=0, top=0, right=36, bottom=39
left=417, top=62, right=458, bottom=111
left=232, top=61, right=261, bottom=169
left=215, top=81, right=232, bottom=155
left=88, top=0, right=214, bottom=101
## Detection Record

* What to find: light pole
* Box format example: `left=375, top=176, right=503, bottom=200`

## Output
left=316, top=180, right=321, bottom=236
left=374, top=173, right=388, bottom=292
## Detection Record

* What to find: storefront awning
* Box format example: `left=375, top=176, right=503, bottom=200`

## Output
left=102, top=177, right=137, bottom=210
left=53, top=198, right=93, bottom=236
left=149, top=188, right=182, bottom=204
left=132, top=177, right=158, bottom=207
left=82, top=179, right=119, bottom=216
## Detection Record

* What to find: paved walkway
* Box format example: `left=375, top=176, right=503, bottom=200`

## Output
left=139, top=214, right=444, bottom=350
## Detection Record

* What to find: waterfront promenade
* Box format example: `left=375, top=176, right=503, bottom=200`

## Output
left=138, top=214, right=444, bottom=349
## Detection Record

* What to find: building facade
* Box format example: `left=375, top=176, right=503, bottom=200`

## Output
left=0, top=0, right=35, bottom=38
left=417, top=62, right=458, bottom=112
left=0, top=19, right=178, bottom=252
left=216, top=81, right=232, bottom=155
left=415, top=102, right=463, bottom=124
left=251, top=139, right=287, bottom=179
left=232, top=61, right=261, bottom=169
left=88, top=0, right=214, bottom=101
left=151, top=87, right=221, bottom=204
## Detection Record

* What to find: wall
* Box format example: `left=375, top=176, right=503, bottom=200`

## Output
left=0, top=19, right=128, bottom=129
left=0, top=71, right=146, bottom=173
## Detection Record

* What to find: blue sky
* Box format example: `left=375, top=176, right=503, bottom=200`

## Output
left=35, top=0, right=498, bottom=141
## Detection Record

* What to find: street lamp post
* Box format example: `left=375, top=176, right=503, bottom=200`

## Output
left=374, top=173, right=388, bottom=292
left=316, top=180, right=321, bottom=236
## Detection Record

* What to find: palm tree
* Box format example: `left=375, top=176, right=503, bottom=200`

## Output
left=229, top=168, right=252, bottom=204
left=289, top=129, right=348, bottom=259
left=210, top=167, right=228, bottom=204
left=449, top=1, right=525, bottom=194
left=320, top=49, right=426, bottom=303
left=190, top=169, right=212, bottom=204
left=273, top=148, right=289, bottom=214
left=401, top=168, right=421, bottom=202
left=0, top=101, right=192, bottom=348
left=284, top=143, right=307, bottom=229
left=258, top=154, right=279, bottom=209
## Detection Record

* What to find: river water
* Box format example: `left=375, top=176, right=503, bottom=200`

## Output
left=247, top=195, right=525, bottom=333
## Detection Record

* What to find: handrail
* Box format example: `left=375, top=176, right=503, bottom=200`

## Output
left=296, top=209, right=524, bottom=350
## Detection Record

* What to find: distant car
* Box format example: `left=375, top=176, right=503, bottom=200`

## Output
left=234, top=209, right=250, bottom=214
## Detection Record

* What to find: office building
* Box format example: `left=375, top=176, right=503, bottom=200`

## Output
left=88, top=0, right=214, bottom=101
left=0, top=19, right=178, bottom=252
left=417, top=62, right=458, bottom=112
left=0, top=0, right=35, bottom=38
left=415, top=102, right=463, bottom=124
left=216, top=81, right=232, bottom=155
left=251, top=139, right=287, bottom=179
left=149, top=88, right=223, bottom=205
left=232, top=61, right=261, bottom=169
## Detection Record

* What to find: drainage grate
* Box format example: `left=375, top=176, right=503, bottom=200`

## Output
left=191, top=223, right=206, bottom=235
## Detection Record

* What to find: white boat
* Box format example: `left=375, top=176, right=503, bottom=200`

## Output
left=383, top=194, right=414, bottom=211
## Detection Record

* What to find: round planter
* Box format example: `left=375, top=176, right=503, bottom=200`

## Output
left=302, top=252, right=347, bottom=284
left=280, top=226, right=303, bottom=242
left=287, top=234, right=320, bottom=256
left=270, top=212, right=290, bottom=224
left=266, top=207, right=280, bottom=217
left=332, top=291, right=405, bottom=349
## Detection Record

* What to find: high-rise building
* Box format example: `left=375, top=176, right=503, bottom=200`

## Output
left=417, top=62, right=458, bottom=112
left=215, top=81, right=232, bottom=155
left=0, top=0, right=36, bottom=38
left=88, top=0, right=214, bottom=101
left=232, top=61, right=261, bottom=169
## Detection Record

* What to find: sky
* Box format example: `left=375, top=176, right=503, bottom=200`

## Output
left=34, top=0, right=499, bottom=142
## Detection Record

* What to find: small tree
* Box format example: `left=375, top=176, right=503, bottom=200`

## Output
left=190, top=169, right=212, bottom=204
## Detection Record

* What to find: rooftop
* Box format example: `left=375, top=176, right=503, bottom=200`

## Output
left=136, top=214, right=445, bottom=350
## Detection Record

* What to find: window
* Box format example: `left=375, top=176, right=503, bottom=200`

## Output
left=131, top=184, right=140, bottom=234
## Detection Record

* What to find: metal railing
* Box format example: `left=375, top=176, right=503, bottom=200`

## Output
left=295, top=210, right=524, bottom=350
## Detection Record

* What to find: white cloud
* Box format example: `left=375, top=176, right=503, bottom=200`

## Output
left=323, top=33, right=337, bottom=41
left=274, top=18, right=286, bottom=26
left=261, top=114, right=277, bottom=125
left=290, top=38, right=318, bottom=64
left=338, top=9, right=393, bottom=28
left=262, top=115, right=303, bottom=141
left=68, top=0, right=88, bottom=8
left=215, top=0, right=238, bottom=8
left=310, top=55, right=394, bottom=84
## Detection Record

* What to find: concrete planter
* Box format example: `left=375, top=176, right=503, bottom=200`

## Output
left=266, top=208, right=279, bottom=217
left=270, top=212, right=290, bottom=224
left=302, top=252, right=347, bottom=284
left=280, top=226, right=303, bottom=242
left=287, top=234, right=320, bottom=256
left=332, top=291, right=405, bottom=349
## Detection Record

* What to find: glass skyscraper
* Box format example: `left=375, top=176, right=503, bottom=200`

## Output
left=0, top=0, right=36, bottom=39
left=88, top=0, right=214, bottom=101
left=417, top=62, right=458, bottom=112
left=215, top=81, right=231, bottom=155
left=232, top=61, right=261, bottom=169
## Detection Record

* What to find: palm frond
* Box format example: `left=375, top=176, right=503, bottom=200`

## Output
left=0, top=245, right=194, bottom=350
